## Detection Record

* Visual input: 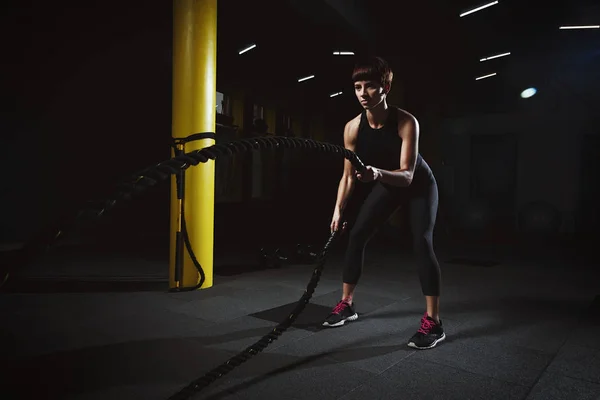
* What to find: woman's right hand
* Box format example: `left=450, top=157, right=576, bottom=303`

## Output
left=330, top=210, right=347, bottom=234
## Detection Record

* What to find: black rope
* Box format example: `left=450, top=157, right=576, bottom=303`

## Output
left=0, top=135, right=367, bottom=398
left=1, top=136, right=365, bottom=287
left=166, top=228, right=340, bottom=400
left=172, top=131, right=217, bottom=146
left=78, top=136, right=365, bottom=227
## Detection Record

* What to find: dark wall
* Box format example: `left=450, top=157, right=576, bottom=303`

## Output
left=0, top=1, right=362, bottom=246
left=1, top=2, right=173, bottom=244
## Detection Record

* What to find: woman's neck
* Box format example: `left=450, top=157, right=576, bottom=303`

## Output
left=366, top=100, right=390, bottom=129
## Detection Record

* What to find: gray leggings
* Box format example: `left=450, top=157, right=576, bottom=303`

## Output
left=343, top=166, right=441, bottom=296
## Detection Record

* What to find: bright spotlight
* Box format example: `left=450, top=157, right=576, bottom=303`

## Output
left=520, top=88, right=537, bottom=98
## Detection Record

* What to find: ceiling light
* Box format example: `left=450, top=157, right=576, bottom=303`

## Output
left=298, top=75, right=315, bottom=82
left=460, top=1, right=499, bottom=17
left=330, top=91, right=343, bottom=97
left=238, top=44, right=257, bottom=55
left=333, top=51, right=355, bottom=55
left=480, top=52, right=511, bottom=62
left=559, top=25, right=599, bottom=30
left=475, top=72, right=497, bottom=80
left=520, top=88, right=537, bottom=98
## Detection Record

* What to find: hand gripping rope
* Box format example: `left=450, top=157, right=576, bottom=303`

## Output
left=1, top=135, right=367, bottom=399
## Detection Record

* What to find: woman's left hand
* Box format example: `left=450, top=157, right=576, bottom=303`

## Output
left=356, top=166, right=380, bottom=182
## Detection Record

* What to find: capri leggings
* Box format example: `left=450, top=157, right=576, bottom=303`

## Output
left=343, top=164, right=441, bottom=296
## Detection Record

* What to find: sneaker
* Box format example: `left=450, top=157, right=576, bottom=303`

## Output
left=407, top=312, right=446, bottom=349
left=322, top=299, right=358, bottom=327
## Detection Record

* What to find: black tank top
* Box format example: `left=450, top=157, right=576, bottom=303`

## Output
left=354, top=107, right=424, bottom=173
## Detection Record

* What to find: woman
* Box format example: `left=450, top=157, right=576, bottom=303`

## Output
left=322, top=56, right=445, bottom=350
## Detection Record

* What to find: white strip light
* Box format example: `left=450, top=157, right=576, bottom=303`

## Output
left=330, top=91, right=343, bottom=98
left=238, top=44, right=257, bottom=54
left=333, top=51, right=355, bottom=55
left=475, top=72, right=497, bottom=80
left=298, top=75, right=315, bottom=82
left=460, top=1, right=499, bottom=17
left=559, top=25, right=599, bottom=30
left=480, top=52, right=511, bottom=62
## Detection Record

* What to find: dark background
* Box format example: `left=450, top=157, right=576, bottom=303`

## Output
left=1, top=0, right=598, bottom=257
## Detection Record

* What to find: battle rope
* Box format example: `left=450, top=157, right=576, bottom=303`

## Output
left=0, top=135, right=367, bottom=398
left=78, top=136, right=365, bottom=233
left=167, top=228, right=340, bottom=400
left=1, top=136, right=365, bottom=288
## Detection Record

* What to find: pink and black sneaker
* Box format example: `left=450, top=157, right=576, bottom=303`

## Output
left=322, top=299, right=358, bottom=327
left=407, top=312, right=446, bottom=349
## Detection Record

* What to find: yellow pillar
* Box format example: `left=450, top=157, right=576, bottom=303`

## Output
left=169, top=0, right=217, bottom=290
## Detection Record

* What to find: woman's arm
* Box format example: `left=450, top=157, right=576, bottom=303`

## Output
left=334, top=117, right=360, bottom=214
left=373, top=110, right=420, bottom=187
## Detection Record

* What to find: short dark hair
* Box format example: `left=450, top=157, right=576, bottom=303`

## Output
left=351, top=56, right=393, bottom=89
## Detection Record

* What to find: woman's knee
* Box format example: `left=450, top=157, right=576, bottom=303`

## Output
left=413, top=233, right=434, bottom=255
left=348, top=225, right=371, bottom=247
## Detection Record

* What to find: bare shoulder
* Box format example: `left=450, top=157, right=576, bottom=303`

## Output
left=394, top=107, right=418, bottom=128
left=345, top=113, right=362, bottom=133
left=343, top=113, right=362, bottom=144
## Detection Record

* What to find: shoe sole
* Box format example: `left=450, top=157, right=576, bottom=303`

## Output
left=407, top=332, right=446, bottom=349
left=322, top=313, right=358, bottom=327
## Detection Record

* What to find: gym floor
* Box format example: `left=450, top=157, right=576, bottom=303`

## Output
left=1, top=227, right=599, bottom=400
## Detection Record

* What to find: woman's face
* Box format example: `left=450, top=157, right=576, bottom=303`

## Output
left=354, top=80, right=385, bottom=109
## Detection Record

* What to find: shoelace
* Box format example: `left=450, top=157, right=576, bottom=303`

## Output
left=417, top=315, right=436, bottom=334
left=332, top=300, right=349, bottom=314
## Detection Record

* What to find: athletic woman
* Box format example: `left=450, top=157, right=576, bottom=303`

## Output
left=323, top=56, right=445, bottom=350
